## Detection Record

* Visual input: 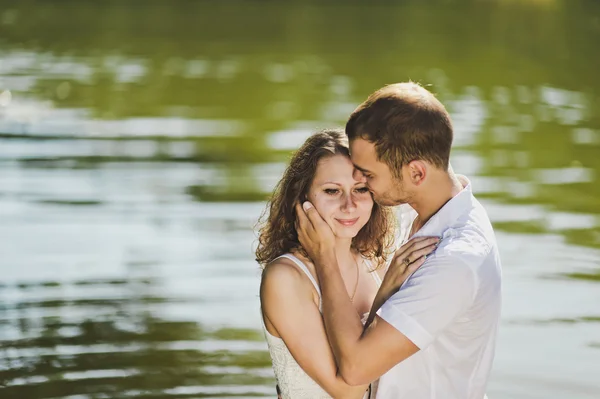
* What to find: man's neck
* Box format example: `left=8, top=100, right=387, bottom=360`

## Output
left=409, top=171, right=464, bottom=229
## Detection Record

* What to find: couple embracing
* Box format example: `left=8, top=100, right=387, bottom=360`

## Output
left=256, top=82, right=502, bottom=399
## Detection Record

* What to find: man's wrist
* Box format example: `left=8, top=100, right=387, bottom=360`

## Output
left=316, top=249, right=337, bottom=267
left=313, top=251, right=339, bottom=284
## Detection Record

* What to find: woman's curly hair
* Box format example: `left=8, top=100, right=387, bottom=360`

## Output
left=255, top=128, right=395, bottom=269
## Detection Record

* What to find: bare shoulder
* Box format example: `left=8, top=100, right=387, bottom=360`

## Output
left=260, top=257, right=313, bottom=302
left=260, top=256, right=320, bottom=337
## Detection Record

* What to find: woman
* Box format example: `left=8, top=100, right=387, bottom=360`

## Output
left=256, top=129, right=434, bottom=398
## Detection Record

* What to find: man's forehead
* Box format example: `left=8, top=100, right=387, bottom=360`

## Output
left=349, top=138, right=377, bottom=167
left=350, top=137, right=374, bottom=153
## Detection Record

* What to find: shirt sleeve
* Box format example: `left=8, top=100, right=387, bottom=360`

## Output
left=377, top=254, right=476, bottom=349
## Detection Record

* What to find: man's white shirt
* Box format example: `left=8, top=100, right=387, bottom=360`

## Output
left=375, top=176, right=502, bottom=399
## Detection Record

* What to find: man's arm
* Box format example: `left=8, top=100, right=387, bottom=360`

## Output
left=296, top=202, right=439, bottom=385
left=313, top=252, right=420, bottom=385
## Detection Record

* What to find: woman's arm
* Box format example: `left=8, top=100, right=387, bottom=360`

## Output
left=364, top=236, right=440, bottom=330
left=261, top=259, right=370, bottom=399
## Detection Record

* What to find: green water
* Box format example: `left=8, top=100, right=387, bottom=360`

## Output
left=1, top=1, right=599, bottom=398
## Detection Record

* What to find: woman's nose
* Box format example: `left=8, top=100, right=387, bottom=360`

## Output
left=340, top=193, right=357, bottom=212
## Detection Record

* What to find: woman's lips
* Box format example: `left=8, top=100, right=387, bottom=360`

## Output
left=335, top=217, right=359, bottom=226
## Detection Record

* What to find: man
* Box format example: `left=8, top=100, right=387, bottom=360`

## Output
left=296, top=82, right=502, bottom=398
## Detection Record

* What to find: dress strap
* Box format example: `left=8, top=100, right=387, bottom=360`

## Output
left=370, top=269, right=382, bottom=287
left=275, top=254, right=322, bottom=310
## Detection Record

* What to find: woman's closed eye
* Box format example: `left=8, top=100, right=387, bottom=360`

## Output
left=324, top=187, right=369, bottom=195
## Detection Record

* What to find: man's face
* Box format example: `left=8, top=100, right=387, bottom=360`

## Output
left=349, top=138, right=412, bottom=206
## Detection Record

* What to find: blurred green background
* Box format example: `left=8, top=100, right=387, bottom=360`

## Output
left=1, top=0, right=599, bottom=398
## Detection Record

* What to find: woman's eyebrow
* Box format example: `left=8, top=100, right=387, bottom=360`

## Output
left=319, top=181, right=342, bottom=185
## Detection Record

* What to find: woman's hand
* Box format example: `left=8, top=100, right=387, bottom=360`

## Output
left=364, top=236, right=440, bottom=329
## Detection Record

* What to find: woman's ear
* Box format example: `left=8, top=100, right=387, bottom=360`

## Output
left=300, top=191, right=308, bottom=202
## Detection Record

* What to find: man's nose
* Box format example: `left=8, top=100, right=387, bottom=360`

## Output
left=353, top=168, right=367, bottom=183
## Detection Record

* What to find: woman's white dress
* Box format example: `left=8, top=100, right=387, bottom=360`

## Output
left=262, top=253, right=382, bottom=399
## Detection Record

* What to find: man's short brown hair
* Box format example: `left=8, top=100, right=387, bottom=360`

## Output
left=346, top=82, right=453, bottom=177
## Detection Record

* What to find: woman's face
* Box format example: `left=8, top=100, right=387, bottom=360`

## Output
left=306, top=154, right=374, bottom=239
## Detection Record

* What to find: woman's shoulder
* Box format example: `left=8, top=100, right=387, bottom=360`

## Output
left=262, top=255, right=303, bottom=284
left=260, top=254, right=320, bottom=310
left=261, top=254, right=315, bottom=294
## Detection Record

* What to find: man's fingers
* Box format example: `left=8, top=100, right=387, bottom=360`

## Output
left=302, top=201, right=326, bottom=228
left=295, top=202, right=313, bottom=246
left=295, top=202, right=311, bottom=229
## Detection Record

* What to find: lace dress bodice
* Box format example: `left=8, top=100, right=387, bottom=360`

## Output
left=262, top=254, right=382, bottom=399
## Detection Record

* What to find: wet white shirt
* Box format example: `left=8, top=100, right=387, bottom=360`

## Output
left=376, top=177, right=502, bottom=399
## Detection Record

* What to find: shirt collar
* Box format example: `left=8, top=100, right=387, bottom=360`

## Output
left=411, top=175, right=475, bottom=239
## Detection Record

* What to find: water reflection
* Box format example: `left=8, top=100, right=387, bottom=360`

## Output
left=3, top=82, right=598, bottom=245
left=0, top=278, right=272, bottom=398
left=1, top=0, right=600, bottom=398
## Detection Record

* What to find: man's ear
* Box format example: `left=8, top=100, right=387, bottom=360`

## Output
left=407, top=160, right=427, bottom=186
